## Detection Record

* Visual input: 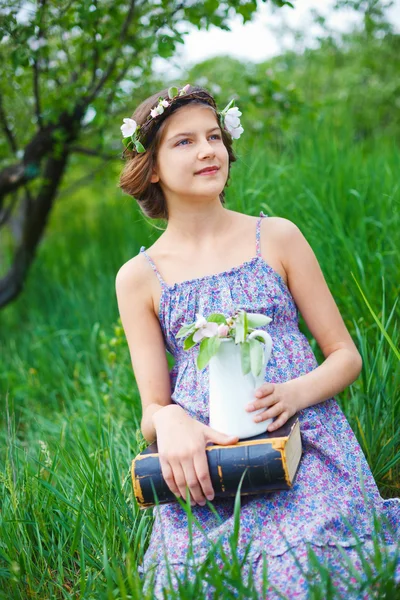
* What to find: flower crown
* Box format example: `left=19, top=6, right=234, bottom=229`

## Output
left=120, top=84, right=244, bottom=154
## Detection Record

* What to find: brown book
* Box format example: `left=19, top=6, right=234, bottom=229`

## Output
left=131, top=414, right=302, bottom=509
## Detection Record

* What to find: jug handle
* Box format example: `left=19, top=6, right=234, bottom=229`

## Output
left=248, top=329, right=273, bottom=367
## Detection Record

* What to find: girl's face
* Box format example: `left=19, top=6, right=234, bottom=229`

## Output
left=150, top=104, right=229, bottom=207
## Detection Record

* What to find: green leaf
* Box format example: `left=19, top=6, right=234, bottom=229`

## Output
left=158, top=36, right=176, bottom=59
left=235, top=310, right=247, bottom=344
left=168, top=86, right=179, bottom=99
left=351, top=272, right=400, bottom=361
left=249, top=339, right=264, bottom=378
left=197, top=336, right=221, bottom=370
left=183, top=332, right=197, bottom=350
left=176, top=323, right=196, bottom=339
left=252, top=335, right=268, bottom=344
left=234, top=310, right=246, bottom=343
left=221, top=98, right=234, bottom=114
left=240, top=341, right=251, bottom=375
left=134, top=140, right=146, bottom=153
left=247, top=313, right=272, bottom=328
left=207, top=313, right=226, bottom=324
left=236, top=2, right=258, bottom=23
left=122, top=137, right=133, bottom=149
left=243, top=310, right=248, bottom=339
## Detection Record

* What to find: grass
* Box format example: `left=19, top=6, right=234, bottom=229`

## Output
left=0, top=106, right=399, bottom=597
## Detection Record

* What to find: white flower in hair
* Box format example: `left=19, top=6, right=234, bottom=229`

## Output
left=220, top=101, right=244, bottom=140
left=120, top=118, right=138, bottom=138
left=228, top=123, right=244, bottom=139
left=224, top=107, right=244, bottom=139
left=150, top=98, right=170, bottom=118
left=224, top=107, right=241, bottom=128
left=121, top=86, right=244, bottom=154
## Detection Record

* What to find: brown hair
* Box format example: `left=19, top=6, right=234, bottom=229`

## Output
left=117, top=85, right=237, bottom=220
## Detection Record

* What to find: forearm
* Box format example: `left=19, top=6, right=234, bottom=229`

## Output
left=290, top=347, right=362, bottom=411
left=141, top=402, right=186, bottom=443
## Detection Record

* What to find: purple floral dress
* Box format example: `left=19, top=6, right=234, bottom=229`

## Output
left=137, top=212, right=400, bottom=599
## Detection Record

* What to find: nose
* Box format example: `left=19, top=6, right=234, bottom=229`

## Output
left=197, top=138, right=216, bottom=159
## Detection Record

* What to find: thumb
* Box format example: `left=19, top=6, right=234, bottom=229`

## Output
left=205, top=426, right=239, bottom=446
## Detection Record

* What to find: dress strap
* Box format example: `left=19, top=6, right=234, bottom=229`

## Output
left=256, top=211, right=268, bottom=257
left=139, top=246, right=168, bottom=289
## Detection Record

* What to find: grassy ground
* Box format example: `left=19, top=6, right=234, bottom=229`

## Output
left=0, top=109, right=399, bottom=598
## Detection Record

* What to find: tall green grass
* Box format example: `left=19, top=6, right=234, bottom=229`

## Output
left=0, top=107, right=399, bottom=597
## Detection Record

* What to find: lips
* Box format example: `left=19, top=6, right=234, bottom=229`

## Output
left=195, top=166, right=220, bottom=174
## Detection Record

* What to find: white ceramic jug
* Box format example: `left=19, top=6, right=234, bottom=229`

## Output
left=209, top=330, right=273, bottom=439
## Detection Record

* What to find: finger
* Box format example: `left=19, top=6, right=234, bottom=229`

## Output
left=267, top=412, right=289, bottom=432
left=247, top=394, right=279, bottom=412
left=181, top=458, right=206, bottom=505
left=159, top=458, right=180, bottom=498
left=172, top=462, right=196, bottom=505
left=193, top=451, right=214, bottom=502
left=205, top=426, right=239, bottom=446
left=254, top=402, right=283, bottom=422
left=254, top=382, right=274, bottom=398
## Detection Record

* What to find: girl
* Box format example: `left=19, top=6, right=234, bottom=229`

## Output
left=116, top=85, right=399, bottom=598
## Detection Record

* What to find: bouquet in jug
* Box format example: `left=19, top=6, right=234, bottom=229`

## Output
left=177, top=309, right=272, bottom=377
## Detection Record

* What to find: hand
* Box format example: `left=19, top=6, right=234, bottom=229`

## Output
left=153, top=405, right=239, bottom=506
left=245, top=381, right=299, bottom=432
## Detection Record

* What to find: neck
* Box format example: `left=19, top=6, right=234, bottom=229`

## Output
left=164, top=200, right=233, bottom=247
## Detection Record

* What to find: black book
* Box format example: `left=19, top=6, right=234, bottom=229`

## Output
left=131, top=415, right=302, bottom=509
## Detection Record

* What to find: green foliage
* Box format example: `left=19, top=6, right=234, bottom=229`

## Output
left=207, top=313, right=227, bottom=324
left=1, top=9, right=399, bottom=596
left=186, top=27, right=400, bottom=144
left=197, top=335, right=221, bottom=370
left=0, top=0, right=284, bottom=170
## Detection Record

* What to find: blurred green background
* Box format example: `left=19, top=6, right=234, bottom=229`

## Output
left=0, top=1, right=399, bottom=597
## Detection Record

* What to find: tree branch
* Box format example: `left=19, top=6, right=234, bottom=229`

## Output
left=0, top=92, right=18, bottom=154
left=32, top=0, right=48, bottom=129
left=0, top=152, right=69, bottom=307
left=0, top=191, right=19, bottom=227
left=85, top=0, right=137, bottom=105
left=68, top=145, right=118, bottom=160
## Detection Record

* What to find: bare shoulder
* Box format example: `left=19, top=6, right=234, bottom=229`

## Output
left=261, top=215, right=301, bottom=241
left=258, top=216, right=303, bottom=283
left=115, top=253, right=153, bottom=306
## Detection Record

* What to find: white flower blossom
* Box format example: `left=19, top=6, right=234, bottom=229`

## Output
left=193, top=322, right=219, bottom=343
left=272, top=92, right=284, bottom=102
left=195, top=313, right=207, bottom=328
left=224, top=107, right=244, bottom=139
left=193, top=313, right=218, bottom=343
left=120, top=118, right=137, bottom=138
left=27, top=37, right=47, bottom=52
left=217, top=324, right=229, bottom=337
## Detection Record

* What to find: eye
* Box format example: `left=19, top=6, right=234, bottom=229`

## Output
left=176, top=134, right=221, bottom=147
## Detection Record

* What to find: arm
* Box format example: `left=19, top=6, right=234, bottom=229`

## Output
left=116, top=256, right=237, bottom=506
left=282, top=220, right=362, bottom=406
left=247, top=218, right=362, bottom=431
left=115, top=256, right=185, bottom=443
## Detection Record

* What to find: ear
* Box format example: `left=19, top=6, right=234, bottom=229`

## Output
left=150, top=171, right=159, bottom=183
